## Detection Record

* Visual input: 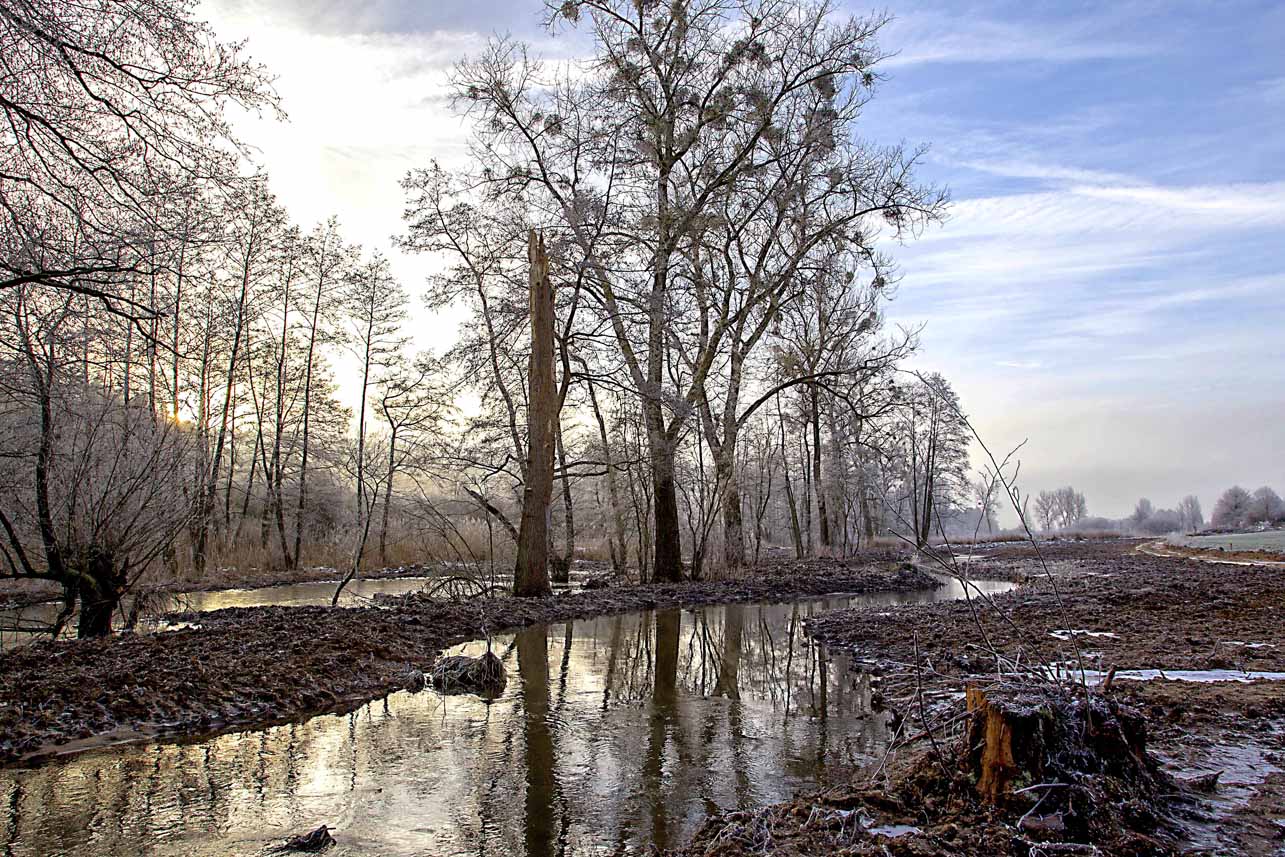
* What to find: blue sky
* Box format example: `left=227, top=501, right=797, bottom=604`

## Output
left=202, top=0, right=1285, bottom=519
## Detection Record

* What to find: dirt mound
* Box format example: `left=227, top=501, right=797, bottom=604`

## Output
left=430, top=651, right=506, bottom=697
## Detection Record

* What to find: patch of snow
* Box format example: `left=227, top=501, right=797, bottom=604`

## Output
left=869, top=824, right=923, bottom=838
left=1049, top=629, right=1118, bottom=641
left=1040, top=665, right=1285, bottom=683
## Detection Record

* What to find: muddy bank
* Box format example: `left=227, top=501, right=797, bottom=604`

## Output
left=0, top=558, right=932, bottom=765
left=752, top=545, right=1285, bottom=856
left=673, top=682, right=1190, bottom=857
left=809, top=550, right=1285, bottom=680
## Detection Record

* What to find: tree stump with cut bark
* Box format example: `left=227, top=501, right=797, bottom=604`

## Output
left=967, top=684, right=1044, bottom=804
left=965, top=683, right=1158, bottom=815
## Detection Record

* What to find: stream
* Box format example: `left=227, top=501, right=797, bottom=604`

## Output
left=0, top=578, right=1014, bottom=856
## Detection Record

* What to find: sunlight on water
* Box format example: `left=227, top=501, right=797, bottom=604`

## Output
left=0, top=581, right=1016, bottom=857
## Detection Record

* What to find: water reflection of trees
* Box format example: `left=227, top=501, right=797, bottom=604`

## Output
left=0, top=600, right=890, bottom=857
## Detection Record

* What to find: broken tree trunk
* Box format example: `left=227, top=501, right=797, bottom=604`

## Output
left=967, top=684, right=1032, bottom=803
left=514, top=231, right=555, bottom=598
left=966, top=683, right=1156, bottom=806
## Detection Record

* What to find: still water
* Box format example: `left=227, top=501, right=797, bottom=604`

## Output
left=0, top=576, right=502, bottom=649
left=0, top=579, right=1013, bottom=856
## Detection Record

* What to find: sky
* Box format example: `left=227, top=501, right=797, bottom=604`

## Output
left=199, top=0, right=1285, bottom=520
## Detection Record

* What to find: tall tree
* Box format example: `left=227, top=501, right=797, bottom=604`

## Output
left=514, top=232, right=556, bottom=597
left=896, top=374, right=969, bottom=548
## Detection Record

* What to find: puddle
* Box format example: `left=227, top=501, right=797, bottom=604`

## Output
left=1046, top=666, right=1285, bottom=684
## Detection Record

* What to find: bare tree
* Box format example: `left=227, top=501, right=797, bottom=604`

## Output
left=1248, top=486, right=1285, bottom=525
left=514, top=232, right=556, bottom=597
left=374, top=352, right=451, bottom=566
left=893, top=374, right=969, bottom=548
left=1176, top=494, right=1203, bottom=534
left=0, top=0, right=278, bottom=310
left=0, top=289, right=193, bottom=636
left=451, top=0, right=944, bottom=580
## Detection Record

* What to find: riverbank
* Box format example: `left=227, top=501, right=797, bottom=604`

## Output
left=0, top=557, right=933, bottom=765
left=681, top=541, right=1285, bottom=856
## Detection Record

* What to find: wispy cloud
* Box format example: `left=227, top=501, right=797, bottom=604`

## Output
left=1261, top=77, right=1285, bottom=102
left=881, top=10, right=1156, bottom=67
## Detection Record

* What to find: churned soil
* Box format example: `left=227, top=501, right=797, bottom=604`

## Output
left=676, top=540, right=1285, bottom=857
left=809, top=545, right=1285, bottom=682
left=673, top=683, right=1187, bottom=857
left=0, top=557, right=932, bottom=765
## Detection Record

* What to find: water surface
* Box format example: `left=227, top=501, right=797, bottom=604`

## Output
left=0, top=579, right=1014, bottom=856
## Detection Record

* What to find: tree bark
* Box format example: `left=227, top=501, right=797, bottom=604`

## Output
left=586, top=378, right=627, bottom=574
left=777, top=397, right=804, bottom=559
left=648, top=430, right=684, bottom=583
left=514, top=231, right=556, bottom=597
left=812, top=384, right=831, bottom=549
left=379, top=428, right=398, bottom=566
left=75, top=550, right=122, bottom=639
left=552, top=422, right=574, bottom=583
left=721, top=466, right=745, bottom=568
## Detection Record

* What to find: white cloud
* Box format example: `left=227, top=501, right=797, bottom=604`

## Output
left=880, top=10, right=1155, bottom=68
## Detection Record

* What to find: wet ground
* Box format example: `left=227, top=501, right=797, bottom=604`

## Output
left=0, top=563, right=602, bottom=649
left=792, top=543, right=1285, bottom=856
left=0, top=580, right=1013, bottom=856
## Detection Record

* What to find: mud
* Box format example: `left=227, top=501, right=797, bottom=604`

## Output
left=810, top=547, right=1285, bottom=680
left=0, top=558, right=932, bottom=765
left=707, top=541, right=1285, bottom=857
left=674, top=683, right=1186, bottom=857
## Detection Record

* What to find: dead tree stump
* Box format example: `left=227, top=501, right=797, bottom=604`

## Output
left=965, top=683, right=1157, bottom=811
left=967, top=684, right=1042, bottom=803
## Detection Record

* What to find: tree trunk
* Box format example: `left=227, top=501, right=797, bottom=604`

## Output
left=196, top=254, right=253, bottom=573
left=514, top=231, right=556, bottom=598
left=76, top=551, right=122, bottom=639
left=812, top=385, right=831, bottom=549
left=777, top=397, right=804, bottom=559
left=649, top=433, right=684, bottom=583
left=552, top=423, right=574, bottom=584
left=586, top=379, right=627, bottom=575
left=77, top=590, right=117, bottom=639
left=379, top=428, right=398, bottom=567
left=721, top=467, right=745, bottom=568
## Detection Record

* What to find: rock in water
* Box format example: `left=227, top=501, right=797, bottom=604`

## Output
left=430, top=651, right=506, bottom=697
left=275, top=825, right=335, bottom=853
